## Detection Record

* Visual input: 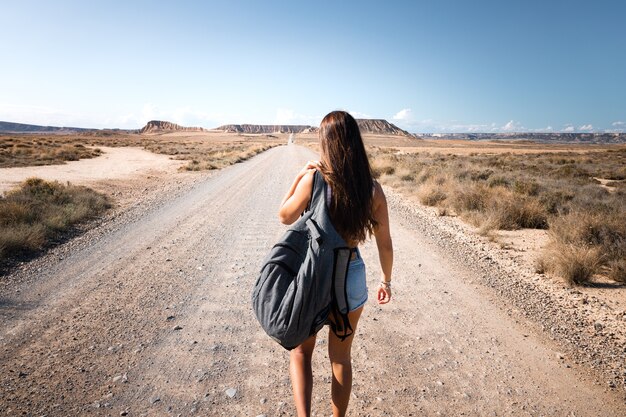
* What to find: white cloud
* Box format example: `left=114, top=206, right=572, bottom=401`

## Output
left=0, top=103, right=97, bottom=127
left=274, top=108, right=320, bottom=126
left=563, top=125, right=575, bottom=132
left=579, top=124, right=593, bottom=131
left=275, top=108, right=295, bottom=124
left=392, top=108, right=412, bottom=121
left=612, top=121, right=625, bottom=127
left=502, top=120, right=525, bottom=132
left=349, top=111, right=372, bottom=119
left=118, top=103, right=225, bottom=129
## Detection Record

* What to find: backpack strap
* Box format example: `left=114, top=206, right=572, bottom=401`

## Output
left=312, top=170, right=331, bottom=212
left=303, top=170, right=324, bottom=214
left=328, top=247, right=354, bottom=341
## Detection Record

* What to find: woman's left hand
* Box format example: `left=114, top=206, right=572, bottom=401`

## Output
left=377, top=284, right=392, bottom=304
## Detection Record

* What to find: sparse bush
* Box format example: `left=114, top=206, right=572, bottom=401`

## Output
left=448, top=183, right=488, bottom=213
left=539, top=244, right=602, bottom=285
left=418, top=182, right=447, bottom=206
left=0, top=178, right=111, bottom=260
left=482, top=193, right=548, bottom=230
left=371, top=157, right=396, bottom=178
left=607, top=259, right=626, bottom=283
left=488, top=175, right=510, bottom=188
left=540, top=210, right=625, bottom=285
left=513, top=179, right=540, bottom=196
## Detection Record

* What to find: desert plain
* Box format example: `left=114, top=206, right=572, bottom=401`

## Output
left=0, top=131, right=625, bottom=416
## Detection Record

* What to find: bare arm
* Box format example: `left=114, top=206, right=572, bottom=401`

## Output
left=372, top=181, right=393, bottom=304
left=278, top=162, right=319, bottom=225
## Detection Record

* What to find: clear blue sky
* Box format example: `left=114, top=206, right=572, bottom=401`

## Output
left=1, top=0, right=624, bottom=133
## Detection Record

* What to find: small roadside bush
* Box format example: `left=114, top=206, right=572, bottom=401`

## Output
left=417, top=181, right=448, bottom=206
left=0, top=178, right=111, bottom=260
left=538, top=210, right=625, bottom=285
left=539, top=244, right=603, bottom=285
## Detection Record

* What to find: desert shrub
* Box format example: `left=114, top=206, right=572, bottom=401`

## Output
left=483, top=194, right=548, bottom=230
left=542, top=210, right=626, bottom=284
left=470, top=169, right=494, bottom=181
left=538, top=187, right=576, bottom=214
left=370, top=157, right=397, bottom=178
left=551, top=164, right=591, bottom=179
left=488, top=175, right=510, bottom=188
left=417, top=181, right=448, bottom=206
left=539, top=244, right=602, bottom=285
left=0, top=178, right=110, bottom=260
left=513, top=179, right=541, bottom=196
left=607, top=259, right=626, bottom=283
left=448, top=183, right=489, bottom=213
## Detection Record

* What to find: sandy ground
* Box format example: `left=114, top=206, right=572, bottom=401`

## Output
left=0, top=147, right=185, bottom=195
left=0, top=145, right=624, bottom=416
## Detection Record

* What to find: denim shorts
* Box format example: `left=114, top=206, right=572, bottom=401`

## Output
left=346, top=248, right=368, bottom=311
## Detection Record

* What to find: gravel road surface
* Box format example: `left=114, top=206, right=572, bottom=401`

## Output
left=1, top=144, right=624, bottom=416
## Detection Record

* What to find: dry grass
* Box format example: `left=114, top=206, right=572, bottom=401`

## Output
left=370, top=145, right=626, bottom=285
left=0, top=178, right=110, bottom=261
left=183, top=143, right=276, bottom=171
left=0, top=139, right=102, bottom=167
left=538, top=244, right=603, bottom=285
left=0, top=132, right=283, bottom=171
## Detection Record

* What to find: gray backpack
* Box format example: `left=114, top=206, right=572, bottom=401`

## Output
left=252, top=170, right=354, bottom=350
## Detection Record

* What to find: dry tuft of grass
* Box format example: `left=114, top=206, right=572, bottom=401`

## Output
left=0, top=178, right=110, bottom=261
left=539, top=210, right=626, bottom=284
left=538, top=244, right=603, bottom=285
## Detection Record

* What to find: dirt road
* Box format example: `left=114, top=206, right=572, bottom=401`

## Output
left=0, top=145, right=624, bottom=416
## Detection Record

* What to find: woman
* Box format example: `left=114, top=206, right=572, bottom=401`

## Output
left=278, top=110, right=394, bottom=417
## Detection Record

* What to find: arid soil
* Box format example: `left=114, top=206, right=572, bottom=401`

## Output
left=0, top=145, right=624, bottom=416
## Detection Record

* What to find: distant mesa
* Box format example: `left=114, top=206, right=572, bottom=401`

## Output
left=140, top=120, right=206, bottom=133
left=356, top=119, right=410, bottom=136
left=216, top=124, right=312, bottom=134
left=215, top=119, right=411, bottom=136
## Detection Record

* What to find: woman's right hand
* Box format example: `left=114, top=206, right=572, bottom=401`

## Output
left=297, top=160, right=320, bottom=178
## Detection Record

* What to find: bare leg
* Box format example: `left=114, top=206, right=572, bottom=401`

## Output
left=328, top=307, right=363, bottom=417
left=289, top=334, right=317, bottom=417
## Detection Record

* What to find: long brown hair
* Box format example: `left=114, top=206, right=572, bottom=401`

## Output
left=319, top=110, right=377, bottom=244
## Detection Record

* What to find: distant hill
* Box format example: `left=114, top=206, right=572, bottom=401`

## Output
left=215, top=119, right=410, bottom=136
left=0, top=121, right=137, bottom=135
left=0, top=121, right=92, bottom=133
left=140, top=120, right=206, bottom=133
